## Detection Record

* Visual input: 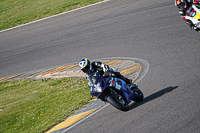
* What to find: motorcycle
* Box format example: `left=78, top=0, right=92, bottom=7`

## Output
left=185, top=4, right=200, bottom=31
left=89, top=72, right=143, bottom=111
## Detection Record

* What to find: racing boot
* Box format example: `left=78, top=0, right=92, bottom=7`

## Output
left=113, top=71, right=137, bottom=89
left=114, top=72, right=132, bottom=84
left=123, top=77, right=138, bottom=90
left=123, top=77, right=132, bottom=85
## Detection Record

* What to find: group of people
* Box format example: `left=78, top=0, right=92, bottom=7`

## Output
left=175, top=0, right=200, bottom=31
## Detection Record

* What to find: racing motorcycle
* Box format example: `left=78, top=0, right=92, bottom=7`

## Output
left=90, top=72, right=143, bottom=111
left=185, top=4, right=200, bottom=31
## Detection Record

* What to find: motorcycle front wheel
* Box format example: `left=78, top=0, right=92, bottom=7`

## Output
left=106, top=94, right=129, bottom=111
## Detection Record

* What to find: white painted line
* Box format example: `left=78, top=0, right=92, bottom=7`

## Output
left=0, top=0, right=110, bottom=33
left=61, top=104, right=109, bottom=133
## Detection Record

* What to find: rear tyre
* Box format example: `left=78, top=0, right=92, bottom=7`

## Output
left=106, top=95, right=129, bottom=111
left=132, top=88, right=144, bottom=102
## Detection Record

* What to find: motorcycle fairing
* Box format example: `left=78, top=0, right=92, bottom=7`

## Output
left=194, top=12, right=200, bottom=19
left=109, top=77, right=135, bottom=103
left=89, top=72, right=135, bottom=103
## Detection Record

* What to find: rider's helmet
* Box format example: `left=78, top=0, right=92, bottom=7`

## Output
left=79, top=58, right=92, bottom=74
left=175, top=0, right=185, bottom=10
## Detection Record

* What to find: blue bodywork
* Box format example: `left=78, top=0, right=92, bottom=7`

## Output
left=89, top=72, right=135, bottom=103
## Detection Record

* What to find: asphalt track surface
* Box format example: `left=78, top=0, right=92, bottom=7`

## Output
left=1, top=0, right=200, bottom=132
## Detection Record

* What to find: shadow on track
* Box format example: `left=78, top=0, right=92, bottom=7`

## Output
left=129, top=86, right=178, bottom=110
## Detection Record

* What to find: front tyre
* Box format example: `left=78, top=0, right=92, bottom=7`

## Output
left=106, top=95, right=129, bottom=111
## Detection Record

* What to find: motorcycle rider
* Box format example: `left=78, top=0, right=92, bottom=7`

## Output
left=79, top=58, right=136, bottom=94
left=175, top=0, right=200, bottom=30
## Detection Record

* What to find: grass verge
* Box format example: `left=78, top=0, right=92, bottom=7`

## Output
left=0, top=77, right=92, bottom=133
left=0, top=0, right=103, bottom=31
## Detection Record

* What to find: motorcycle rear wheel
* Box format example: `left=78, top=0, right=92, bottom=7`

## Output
left=132, top=88, right=144, bottom=102
left=106, top=95, right=129, bottom=111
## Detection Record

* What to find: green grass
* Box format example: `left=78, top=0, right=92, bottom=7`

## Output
left=0, top=78, right=92, bottom=133
left=0, top=0, right=103, bottom=31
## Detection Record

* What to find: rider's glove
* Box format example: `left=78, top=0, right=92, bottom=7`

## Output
left=186, top=20, right=194, bottom=30
left=104, top=69, right=111, bottom=76
left=188, top=25, right=198, bottom=31
left=179, top=10, right=185, bottom=16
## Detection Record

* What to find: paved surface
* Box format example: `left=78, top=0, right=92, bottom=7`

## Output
left=1, top=0, right=200, bottom=133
